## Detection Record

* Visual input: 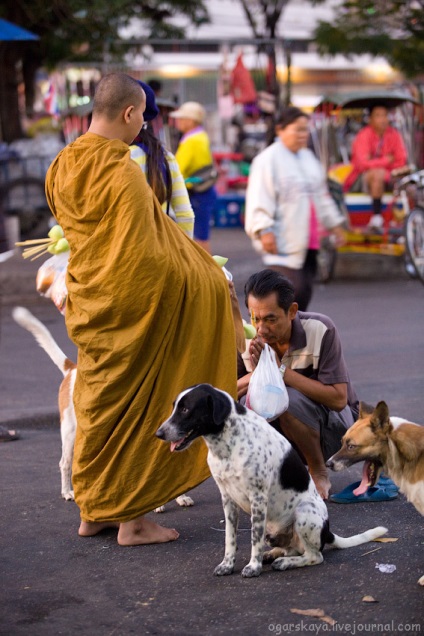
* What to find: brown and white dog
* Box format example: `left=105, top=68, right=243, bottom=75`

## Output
left=13, top=306, right=77, bottom=501
left=12, top=306, right=193, bottom=511
left=326, top=400, right=424, bottom=585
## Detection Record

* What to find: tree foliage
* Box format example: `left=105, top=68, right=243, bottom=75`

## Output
left=238, top=0, right=292, bottom=110
left=314, top=0, right=424, bottom=78
left=1, top=1, right=210, bottom=66
left=238, top=0, right=326, bottom=108
left=0, top=0, right=210, bottom=141
left=239, top=0, right=290, bottom=39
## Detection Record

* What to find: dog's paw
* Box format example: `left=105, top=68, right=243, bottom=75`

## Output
left=62, top=490, right=75, bottom=501
left=213, top=560, right=234, bottom=576
left=263, top=548, right=285, bottom=564
left=176, top=494, right=194, bottom=507
left=154, top=505, right=166, bottom=513
left=271, top=557, right=291, bottom=571
left=418, top=575, right=424, bottom=586
left=241, top=563, right=262, bottom=578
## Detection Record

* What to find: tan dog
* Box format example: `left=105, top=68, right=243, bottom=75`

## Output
left=13, top=306, right=77, bottom=501
left=327, top=401, right=424, bottom=585
left=12, top=307, right=193, bottom=511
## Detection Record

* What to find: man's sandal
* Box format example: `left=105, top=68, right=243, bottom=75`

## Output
left=330, top=475, right=398, bottom=504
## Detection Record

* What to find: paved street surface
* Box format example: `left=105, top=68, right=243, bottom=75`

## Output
left=0, top=228, right=423, bottom=635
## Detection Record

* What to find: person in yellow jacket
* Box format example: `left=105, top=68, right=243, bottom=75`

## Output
left=170, top=102, right=217, bottom=253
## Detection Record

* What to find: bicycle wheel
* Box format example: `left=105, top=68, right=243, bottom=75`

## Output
left=0, top=177, right=53, bottom=241
left=405, top=207, right=424, bottom=284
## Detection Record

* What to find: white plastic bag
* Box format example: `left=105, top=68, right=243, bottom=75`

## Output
left=246, top=344, right=289, bottom=421
left=36, top=251, right=69, bottom=315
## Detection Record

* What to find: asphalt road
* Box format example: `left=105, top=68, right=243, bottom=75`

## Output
left=0, top=228, right=423, bottom=635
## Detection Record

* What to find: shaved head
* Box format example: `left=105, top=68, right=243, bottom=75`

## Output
left=93, top=73, right=144, bottom=120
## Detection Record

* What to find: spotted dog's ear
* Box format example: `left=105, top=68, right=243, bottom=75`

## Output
left=209, top=390, right=232, bottom=427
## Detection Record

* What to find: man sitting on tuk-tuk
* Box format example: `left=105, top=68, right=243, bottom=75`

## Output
left=343, top=104, right=408, bottom=231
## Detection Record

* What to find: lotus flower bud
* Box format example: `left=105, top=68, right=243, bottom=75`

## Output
left=48, top=225, right=64, bottom=241
left=212, top=255, right=228, bottom=267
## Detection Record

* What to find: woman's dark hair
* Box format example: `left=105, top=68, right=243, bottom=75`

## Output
left=276, top=106, right=309, bottom=130
left=148, top=79, right=162, bottom=94
left=369, top=103, right=389, bottom=115
left=132, top=126, right=172, bottom=207
left=244, top=269, right=295, bottom=313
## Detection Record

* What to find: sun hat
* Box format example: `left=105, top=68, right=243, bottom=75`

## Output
left=136, top=80, right=159, bottom=122
left=169, top=102, right=206, bottom=124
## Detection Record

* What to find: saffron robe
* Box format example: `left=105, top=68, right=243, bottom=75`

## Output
left=45, top=133, right=237, bottom=522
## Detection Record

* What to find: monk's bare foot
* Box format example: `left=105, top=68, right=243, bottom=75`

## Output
left=79, top=520, right=119, bottom=537
left=117, top=516, right=179, bottom=546
left=310, top=470, right=331, bottom=500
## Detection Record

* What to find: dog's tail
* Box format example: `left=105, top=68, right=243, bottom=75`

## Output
left=328, top=526, right=388, bottom=549
left=12, top=306, right=74, bottom=376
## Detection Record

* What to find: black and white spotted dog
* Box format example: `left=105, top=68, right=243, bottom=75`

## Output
left=156, top=384, right=387, bottom=578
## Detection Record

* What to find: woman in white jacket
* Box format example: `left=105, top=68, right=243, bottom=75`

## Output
left=245, top=107, right=346, bottom=310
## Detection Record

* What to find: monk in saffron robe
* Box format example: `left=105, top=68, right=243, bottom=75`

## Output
left=45, top=73, right=237, bottom=545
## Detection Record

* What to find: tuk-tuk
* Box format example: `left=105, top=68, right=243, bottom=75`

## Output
left=310, top=89, right=424, bottom=281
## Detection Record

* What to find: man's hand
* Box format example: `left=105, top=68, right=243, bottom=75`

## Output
left=248, top=337, right=265, bottom=370
left=330, top=225, right=347, bottom=248
left=260, top=231, right=278, bottom=254
left=227, top=279, right=236, bottom=300
left=237, top=374, right=251, bottom=399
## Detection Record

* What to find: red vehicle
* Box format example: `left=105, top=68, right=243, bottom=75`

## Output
left=311, top=89, right=424, bottom=283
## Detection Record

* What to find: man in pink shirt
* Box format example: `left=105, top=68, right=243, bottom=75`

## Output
left=344, top=105, right=407, bottom=230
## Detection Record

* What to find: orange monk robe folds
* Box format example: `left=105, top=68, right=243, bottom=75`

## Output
left=45, top=133, right=237, bottom=523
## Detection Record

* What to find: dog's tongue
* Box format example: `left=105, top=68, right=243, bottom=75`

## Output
left=353, top=461, right=371, bottom=496
left=170, top=438, right=185, bottom=453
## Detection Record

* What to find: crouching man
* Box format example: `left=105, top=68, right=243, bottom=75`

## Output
left=238, top=269, right=359, bottom=499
